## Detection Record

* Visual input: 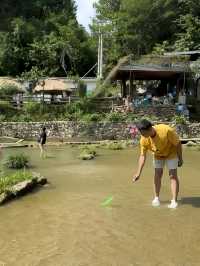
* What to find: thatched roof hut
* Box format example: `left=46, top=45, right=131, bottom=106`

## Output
left=0, top=77, right=24, bottom=92
left=33, top=78, right=72, bottom=94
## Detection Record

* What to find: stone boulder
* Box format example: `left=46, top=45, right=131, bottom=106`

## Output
left=0, top=174, right=48, bottom=205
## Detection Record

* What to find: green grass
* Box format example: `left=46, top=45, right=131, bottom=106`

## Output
left=78, top=145, right=98, bottom=160
left=4, top=153, right=29, bottom=169
left=104, top=142, right=124, bottom=150
left=79, top=145, right=97, bottom=155
left=0, top=171, right=33, bottom=194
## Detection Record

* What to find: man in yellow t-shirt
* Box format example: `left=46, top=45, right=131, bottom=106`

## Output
left=133, top=119, right=183, bottom=209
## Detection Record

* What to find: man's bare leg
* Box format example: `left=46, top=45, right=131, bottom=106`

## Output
left=154, top=168, right=163, bottom=198
left=152, top=168, right=163, bottom=207
left=169, top=169, right=179, bottom=201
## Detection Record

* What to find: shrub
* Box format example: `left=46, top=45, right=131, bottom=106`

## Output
left=105, top=112, right=126, bottom=122
left=81, top=113, right=103, bottom=122
left=0, top=114, right=6, bottom=122
left=76, top=98, right=97, bottom=113
left=104, top=142, right=124, bottom=150
left=70, top=111, right=84, bottom=121
left=24, top=102, right=41, bottom=115
left=79, top=145, right=97, bottom=156
left=66, top=99, right=97, bottom=114
left=172, top=115, right=187, bottom=125
left=142, top=115, right=157, bottom=122
left=78, top=145, right=97, bottom=160
left=40, top=113, right=55, bottom=121
left=63, top=113, right=74, bottom=121
left=125, top=113, right=138, bottom=122
left=0, top=102, right=18, bottom=116
left=4, top=154, right=29, bottom=169
left=0, top=84, right=21, bottom=97
left=15, top=114, right=33, bottom=122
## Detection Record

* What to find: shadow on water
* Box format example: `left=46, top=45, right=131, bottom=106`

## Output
left=180, top=197, right=200, bottom=208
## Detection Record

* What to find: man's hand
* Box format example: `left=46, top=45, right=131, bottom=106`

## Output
left=132, top=174, right=140, bottom=183
left=178, top=158, right=183, bottom=167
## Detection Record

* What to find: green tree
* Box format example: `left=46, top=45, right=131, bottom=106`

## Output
left=92, top=0, right=182, bottom=72
left=173, top=14, right=200, bottom=51
left=0, top=0, right=96, bottom=77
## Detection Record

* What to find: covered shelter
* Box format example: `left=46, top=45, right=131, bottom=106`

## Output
left=104, top=55, right=192, bottom=119
left=33, top=78, right=72, bottom=103
left=106, top=59, right=189, bottom=98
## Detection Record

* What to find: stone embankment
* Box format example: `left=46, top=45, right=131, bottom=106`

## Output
left=0, top=121, right=200, bottom=140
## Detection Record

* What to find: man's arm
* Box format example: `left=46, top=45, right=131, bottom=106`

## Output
left=133, top=154, right=146, bottom=182
left=177, top=141, right=183, bottom=167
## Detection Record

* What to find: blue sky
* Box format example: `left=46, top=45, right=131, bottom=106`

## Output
left=75, top=0, right=97, bottom=31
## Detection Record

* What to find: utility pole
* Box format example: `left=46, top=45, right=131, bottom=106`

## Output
left=97, top=29, right=103, bottom=79
left=100, top=31, right=103, bottom=78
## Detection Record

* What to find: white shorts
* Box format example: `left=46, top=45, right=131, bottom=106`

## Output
left=153, top=158, right=178, bottom=170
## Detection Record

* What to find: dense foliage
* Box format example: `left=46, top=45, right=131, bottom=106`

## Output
left=91, top=0, right=200, bottom=71
left=0, top=0, right=96, bottom=77
left=0, top=0, right=200, bottom=83
left=0, top=99, right=153, bottom=122
left=4, top=153, right=29, bottom=169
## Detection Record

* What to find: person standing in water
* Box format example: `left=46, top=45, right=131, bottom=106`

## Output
left=38, top=127, right=47, bottom=158
left=133, top=119, right=183, bottom=209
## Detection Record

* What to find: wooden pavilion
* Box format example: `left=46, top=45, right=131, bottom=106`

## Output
left=105, top=55, right=190, bottom=98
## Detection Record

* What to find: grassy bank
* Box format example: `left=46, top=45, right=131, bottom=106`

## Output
left=0, top=171, right=33, bottom=194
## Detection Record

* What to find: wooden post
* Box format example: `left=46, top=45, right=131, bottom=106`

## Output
left=40, top=80, right=45, bottom=111
left=129, top=71, right=134, bottom=99
left=122, top=79, right=127, bottom=98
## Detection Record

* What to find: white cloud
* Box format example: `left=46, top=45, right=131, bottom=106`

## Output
left=75, top=0, right=97, bottom=31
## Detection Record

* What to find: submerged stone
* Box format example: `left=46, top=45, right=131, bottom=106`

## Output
left=79, top=152, right=95, bottom=160
left=185, top=141, right=197, bottom=147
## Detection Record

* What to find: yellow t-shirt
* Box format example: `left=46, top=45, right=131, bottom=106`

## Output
left=140, top=124, right=180, bottom=160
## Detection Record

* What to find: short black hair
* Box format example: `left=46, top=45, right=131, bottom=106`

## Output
left=42, top=127, right=46, bottom=131
left=136, top=119, right=153, bottom=131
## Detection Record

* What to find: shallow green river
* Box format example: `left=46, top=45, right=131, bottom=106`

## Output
left=0, top=145, right=199, bottom=266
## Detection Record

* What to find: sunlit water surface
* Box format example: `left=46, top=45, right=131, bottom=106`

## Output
left=0, top=146, right=199, bottom=266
